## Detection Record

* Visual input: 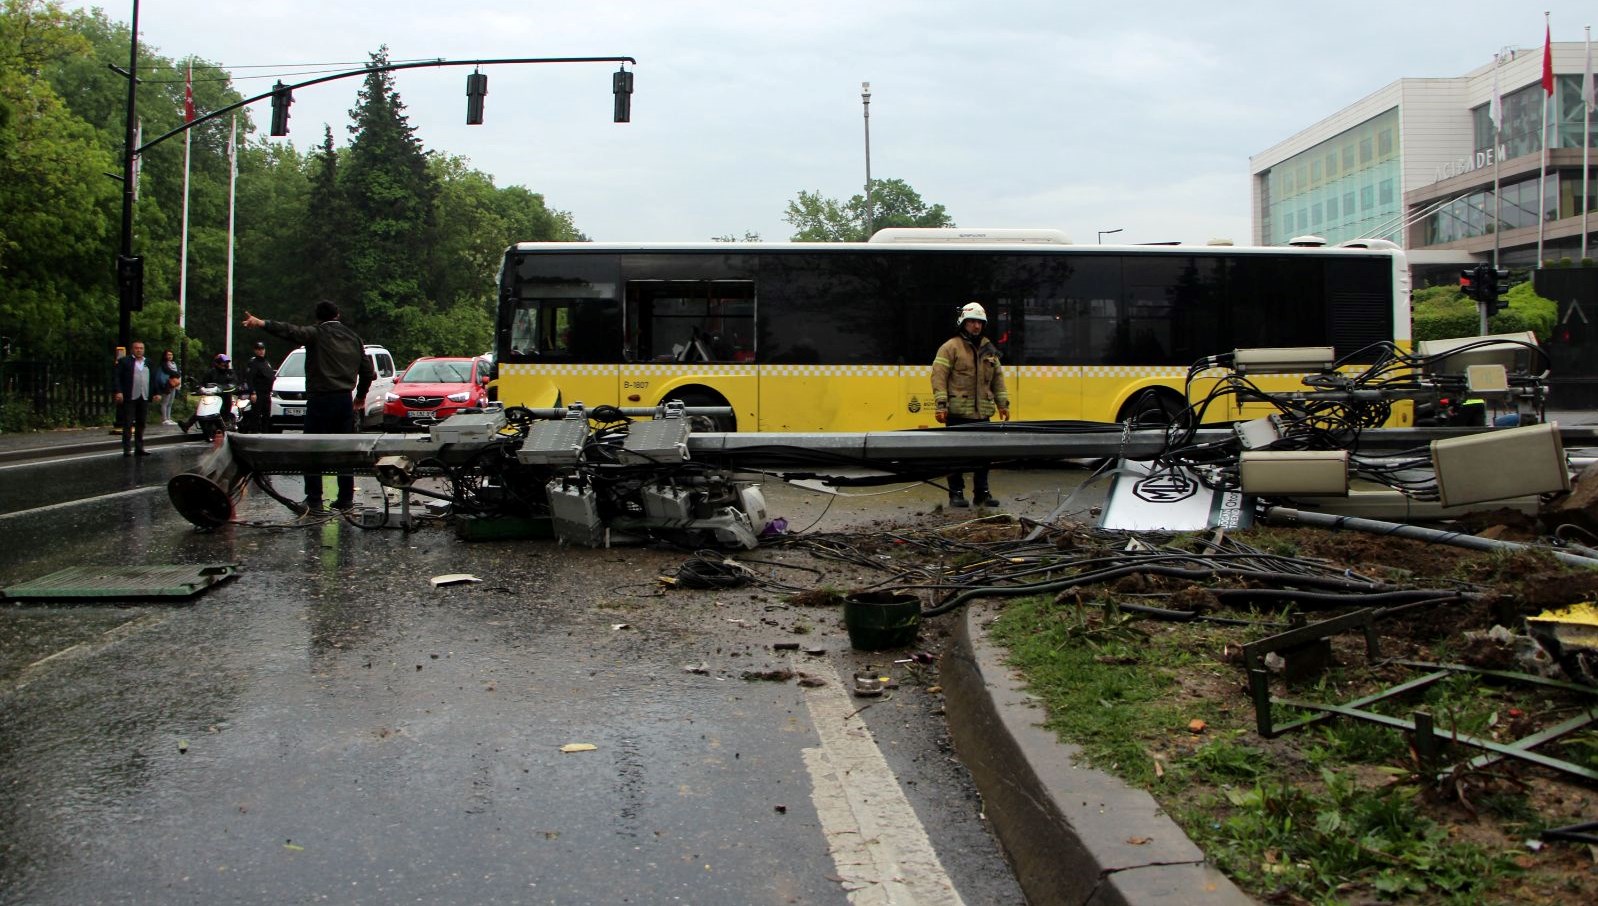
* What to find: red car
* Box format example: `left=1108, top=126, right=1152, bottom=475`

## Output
left=383, top=357, right=491, bottom=429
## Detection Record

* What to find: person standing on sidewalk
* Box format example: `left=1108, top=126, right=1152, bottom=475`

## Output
left=242, top=301, right=373, bottom=513
left=930, top=302, right=1009, bottom=508
left=112, top=341, right=162, bottom=456
left=157, top=349, right=182, bottom=425
left=241, top=340, right=276, bottom=433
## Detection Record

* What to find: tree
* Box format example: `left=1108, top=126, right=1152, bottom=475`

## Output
left=0, top=0, right=118, bottom=357
left=303, top=125, right=351, bottom=306
left=784, top=178, right=953, bottom=242
left=342, top=46, right=440, bottom=358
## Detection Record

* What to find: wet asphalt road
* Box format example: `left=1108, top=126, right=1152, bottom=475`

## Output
left=0, top=442, right=1091, bottom=904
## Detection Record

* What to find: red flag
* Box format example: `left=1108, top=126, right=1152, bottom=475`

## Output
left=183, top=65, right=195, bottom=123
left=1544, top=23, right=1555, bottom=95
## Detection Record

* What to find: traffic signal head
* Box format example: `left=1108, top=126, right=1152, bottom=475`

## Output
left=1459, top=267, right=1476, bottom=298
left=613, top=68, right=633, bottom=123
left=117, top=255, right=144, bottom=313
left=466, top=70, right=488, bottom=125
left=270, top=80, right=293, bottom=136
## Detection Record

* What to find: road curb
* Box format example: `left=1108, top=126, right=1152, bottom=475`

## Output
left=0, top=433, right=195, bottom=465
left=941, top=600, right=1254, bottom=906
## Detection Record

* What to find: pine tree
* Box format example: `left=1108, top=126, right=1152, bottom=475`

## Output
left=342, top=46, right=439, bottom=351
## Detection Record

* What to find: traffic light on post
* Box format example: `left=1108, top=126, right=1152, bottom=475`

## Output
left=270, top=80, right=293, bottom=136
left=1482, top=265, right=1510, bottom=315
left=466, top=70, right=488, bottom=125
left=117, top=255, right=144, bottom=313
left=613, top=67, right=633, bottom=123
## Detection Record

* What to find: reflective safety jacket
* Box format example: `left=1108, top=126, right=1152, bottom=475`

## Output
left=931, top=333, right=1008, bottom=419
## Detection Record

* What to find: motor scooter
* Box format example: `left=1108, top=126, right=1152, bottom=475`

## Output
left=186, top=383, right=251, bottom=440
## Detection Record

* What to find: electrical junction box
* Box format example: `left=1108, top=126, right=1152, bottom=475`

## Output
left=518, top=417, right=588, bottom=466
left=620, top=416, right=691, bottom=465
left=1416, top=331, right=1537, bottom=376
left=640, top=485, right=693, bottom=522
left=1239, top=450, right=1349, bottom=497
left=430, top=411, right=507, bottom=444
left=1465, top=364, right=1509, bottom=395
left=1232, top=347, right=1335, bottom=374
left=546, top=479, right=604, bottom=546
left=1432, top=421, right=1569, bottom=507
left=1234, top=417, right=1282, bottom=450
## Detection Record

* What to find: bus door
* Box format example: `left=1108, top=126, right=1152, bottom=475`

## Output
left=622, top=280, right=758, bottom=428
left=1014, top=295, right=1084, bottom=421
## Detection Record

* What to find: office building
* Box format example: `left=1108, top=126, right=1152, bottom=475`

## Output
left=1251, top=42, right=1597, bottom=279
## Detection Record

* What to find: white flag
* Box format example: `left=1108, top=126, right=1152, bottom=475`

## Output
left=1490, top=55, right=1503, bottom=130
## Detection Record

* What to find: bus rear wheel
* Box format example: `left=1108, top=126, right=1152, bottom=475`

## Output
left=1117, top=388, right=1186, bottom=426
left=667, top=391, right=736, bottom=433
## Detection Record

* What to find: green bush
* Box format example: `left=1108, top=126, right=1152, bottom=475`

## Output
left=1411, top=280, right=1555, bottom=341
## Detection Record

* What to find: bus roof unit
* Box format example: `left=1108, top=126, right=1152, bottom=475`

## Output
left=867, top=228, right=1072, bottom=245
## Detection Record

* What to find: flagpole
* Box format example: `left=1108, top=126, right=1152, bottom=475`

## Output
left=1538, top=11, right=1551, bottom=268
left=1493, top=50, right=1504, bottom=268
left=225, top=114, right=237, bottom=357
left=178, top=65, right=192, bottom=333
left=1584, top=25, right=1592, bottom=262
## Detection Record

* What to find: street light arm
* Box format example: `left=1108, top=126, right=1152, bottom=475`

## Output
left=137, top=55, right=638, bottom=155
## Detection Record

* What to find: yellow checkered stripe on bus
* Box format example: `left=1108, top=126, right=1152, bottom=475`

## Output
left=1078, top=365, right=1189, bottom=379
left=762, top=364, right=898, bottom=377
left=500, top=363, right=758, bottom=377
left=500, top=363, right=1209, bottom=379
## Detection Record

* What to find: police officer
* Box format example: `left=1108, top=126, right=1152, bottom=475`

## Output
left=242, top=340, right=277, bottom=433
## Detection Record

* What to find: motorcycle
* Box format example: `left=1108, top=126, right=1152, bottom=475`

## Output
left=187, top=382, right=252, bottom=440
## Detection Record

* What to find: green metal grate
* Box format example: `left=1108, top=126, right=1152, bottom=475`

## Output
left=1, top=564, right=239, bottom=601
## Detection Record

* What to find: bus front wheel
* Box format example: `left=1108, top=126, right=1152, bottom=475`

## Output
left=667, top=391, right=736, bottom=433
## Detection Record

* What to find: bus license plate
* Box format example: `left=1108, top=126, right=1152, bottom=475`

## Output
left=284, top=406, right=304, bottom=417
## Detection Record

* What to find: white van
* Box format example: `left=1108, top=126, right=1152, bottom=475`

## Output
left=269, top=344, right=397, bottom=431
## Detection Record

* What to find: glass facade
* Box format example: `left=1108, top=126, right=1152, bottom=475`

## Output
left=1260, top=108, right=1401, bottom=246
left=1474, top=75, right=1598, bottom=157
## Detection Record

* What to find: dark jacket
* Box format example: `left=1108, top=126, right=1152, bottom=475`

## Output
left=157, top=358, right=182, bottom=390
left=263, top=318, right=375, bottom=400
left=243, top=355, right=276, bottom=397
left=200, top=364, right=237, bottom=390
left=114, top=355, right=160, bottom=399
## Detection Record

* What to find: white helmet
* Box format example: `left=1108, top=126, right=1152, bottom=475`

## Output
left=957, top=302, right=988, bottom=325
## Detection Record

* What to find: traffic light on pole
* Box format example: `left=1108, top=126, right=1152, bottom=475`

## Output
left=613, top=68, right=633, bottom=123
left=466, top=70, right=488, bottom=125
left=1482, top=265, right=1510, bottom=315
left=1459, top=267, right=1476, bottom=298
left=270, top=80, right=293, bottom=136
left=117, top=255, right=144, bottom=313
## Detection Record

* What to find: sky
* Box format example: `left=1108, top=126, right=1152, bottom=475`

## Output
left=66, top=1, right=1598, bottom=245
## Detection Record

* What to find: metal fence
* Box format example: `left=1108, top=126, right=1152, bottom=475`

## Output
left=0, top=357, right=116, bottom=428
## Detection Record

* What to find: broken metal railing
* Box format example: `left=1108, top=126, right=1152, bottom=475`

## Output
left=1245, top=615, right=1598, bottom=783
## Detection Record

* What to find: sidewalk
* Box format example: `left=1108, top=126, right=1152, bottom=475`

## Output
left=0, top=421, right=196, bottom=459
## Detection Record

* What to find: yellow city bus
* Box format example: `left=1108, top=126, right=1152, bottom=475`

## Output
left=492, top=230, right=1411, bottom=431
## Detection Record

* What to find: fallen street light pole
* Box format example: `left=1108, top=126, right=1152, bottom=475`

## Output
left=166, top=403, right=1598, bottom=547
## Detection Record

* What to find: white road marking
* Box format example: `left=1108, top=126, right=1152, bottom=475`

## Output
left=0, top=485, right=165, bottom=521
left=801, top=660, right=965, bottom=906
